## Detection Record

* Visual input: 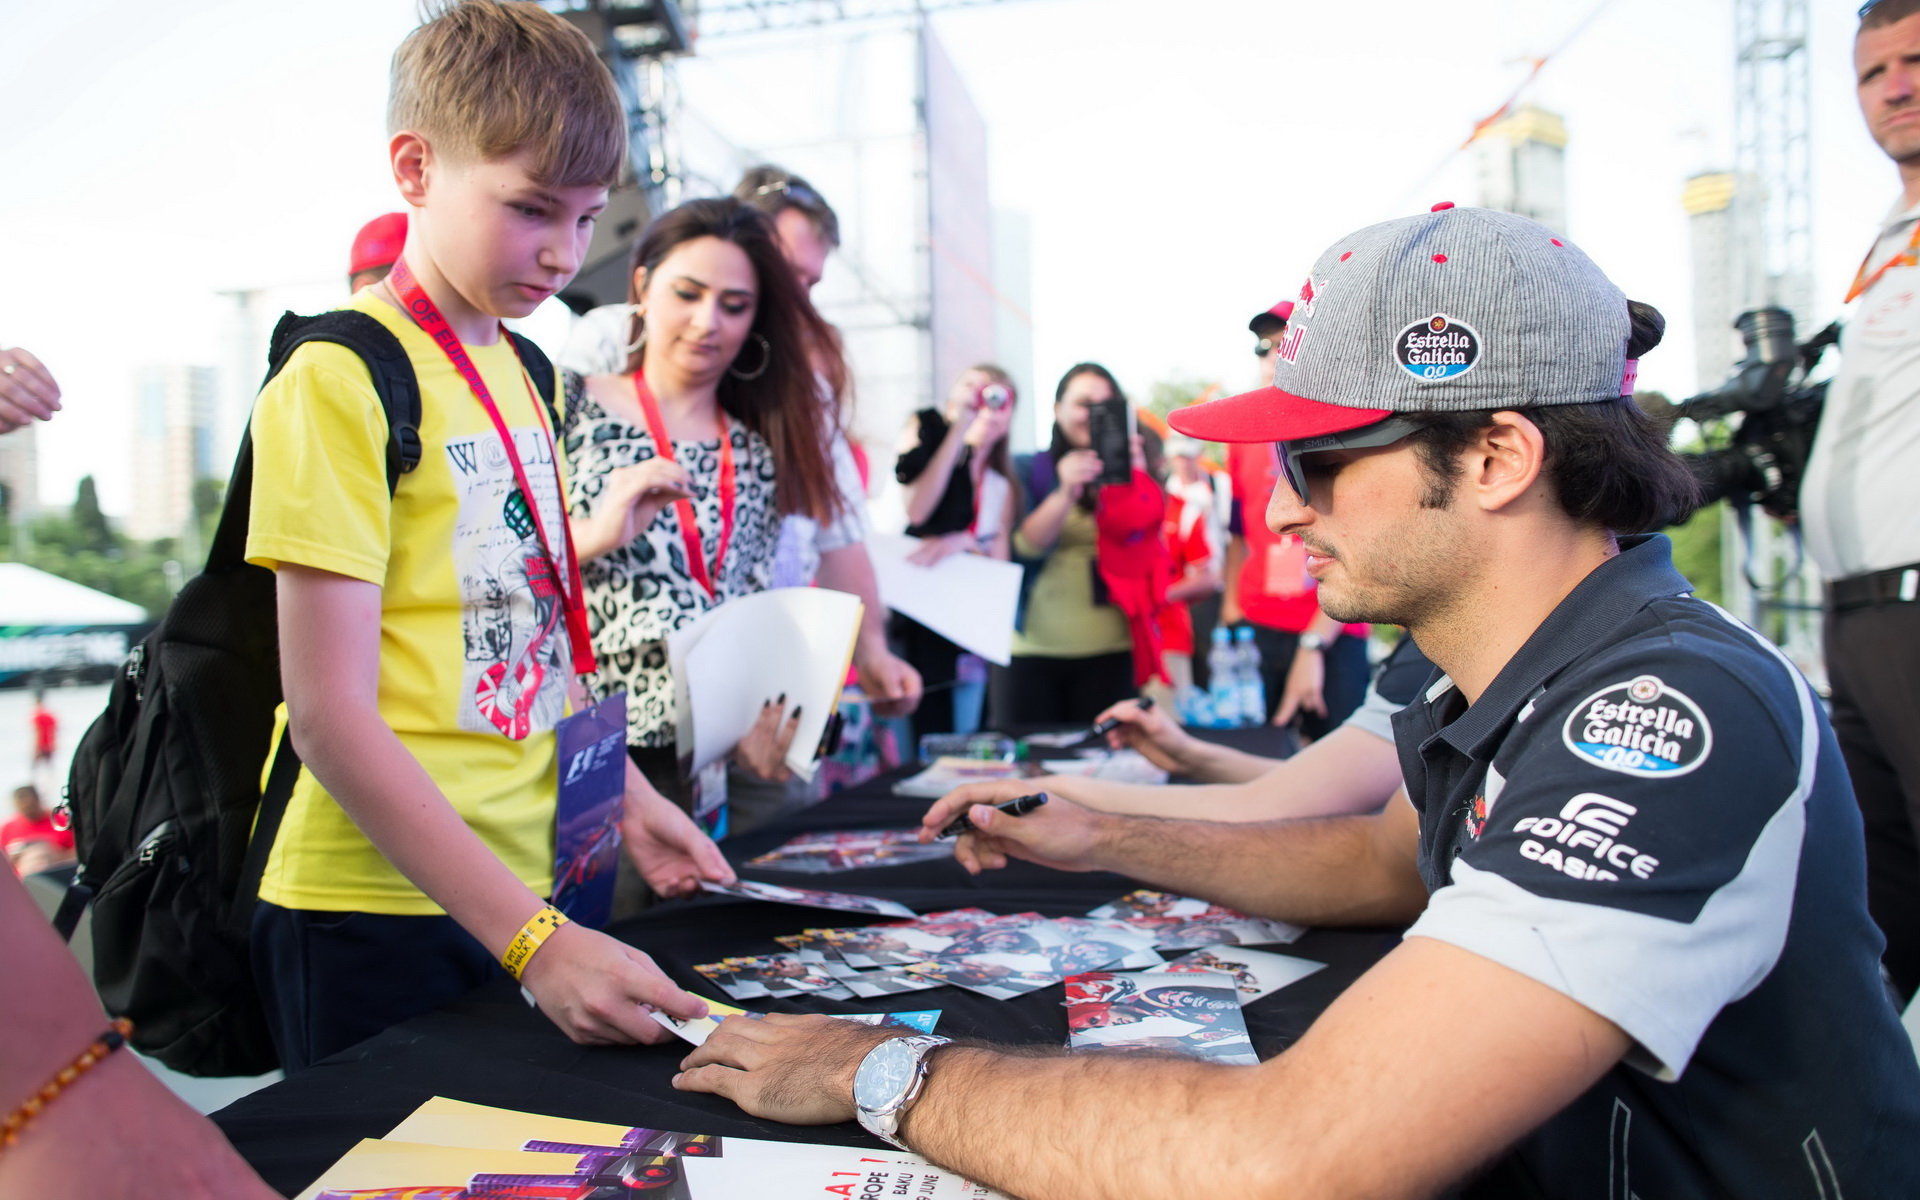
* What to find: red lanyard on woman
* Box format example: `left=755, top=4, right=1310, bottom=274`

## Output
left=630, top=373, right=736, bottom=598
left=385, top=258, right=597, bottom=677
left=1847, top=217, right=1920, bottom=304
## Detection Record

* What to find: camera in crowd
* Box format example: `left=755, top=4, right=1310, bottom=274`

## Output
left=976, top=382, right=1014, bottom=411
left=1674, top=307, right=1835, bottom=520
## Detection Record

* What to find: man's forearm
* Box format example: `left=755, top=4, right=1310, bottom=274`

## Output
left=1083, top=808, right=1426, bottom=927
left=900, top=1046, right=1295, bottom=1200
left=1051, top=773, right=1268, bottom=821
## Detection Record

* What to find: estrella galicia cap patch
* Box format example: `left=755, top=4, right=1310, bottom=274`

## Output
left=1396, top=313, right=1480, bottom=382
left=1561, top=674, right=1712, bottom=778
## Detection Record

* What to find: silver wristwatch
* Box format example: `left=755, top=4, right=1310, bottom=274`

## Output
left=1297, top=631, right=1328, bottom=652
left=852, top=1034, right=951, bottom=1149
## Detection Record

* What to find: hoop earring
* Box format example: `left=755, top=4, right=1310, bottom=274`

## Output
left=622, top=306, right=647, bottom=357
left=729, top=332, right=772, bottom=381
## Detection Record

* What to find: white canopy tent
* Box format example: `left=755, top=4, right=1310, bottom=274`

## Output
left=0, top=563, right=148, bottom=625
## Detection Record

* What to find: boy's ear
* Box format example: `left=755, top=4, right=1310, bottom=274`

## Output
left=390, top=132, right=431, bottom=207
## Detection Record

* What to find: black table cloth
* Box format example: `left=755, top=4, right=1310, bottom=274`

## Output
left=213, top=729, right=1402, bottom=1198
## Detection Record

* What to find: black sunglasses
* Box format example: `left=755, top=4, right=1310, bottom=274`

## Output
left=1277, top=416, right=1422, bottom=508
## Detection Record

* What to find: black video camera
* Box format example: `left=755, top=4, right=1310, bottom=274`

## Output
left=1676, top=307, right=1835, bottom=521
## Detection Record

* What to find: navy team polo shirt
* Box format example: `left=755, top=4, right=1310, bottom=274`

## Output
left=1390, top=535, right=1920, bottom=1199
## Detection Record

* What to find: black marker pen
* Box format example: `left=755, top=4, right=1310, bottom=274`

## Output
left=939, top=792, right=1050, bottom=839
left=1088, top=695, right=1155, bottom=740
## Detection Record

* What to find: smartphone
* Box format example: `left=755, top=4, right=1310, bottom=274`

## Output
left=1086, top=396, right=1134, bottom=486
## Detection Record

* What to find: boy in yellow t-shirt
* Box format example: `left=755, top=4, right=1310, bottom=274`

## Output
left=246, top=0, right=731, bottom=1071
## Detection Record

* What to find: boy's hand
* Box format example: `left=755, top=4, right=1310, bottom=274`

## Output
left=620, top=762, right=734, bottom=896
left=1090, top=697, right=1196, bottom=774
left=917, top=783, right=1109, bottom=876
left=519, top=922, right=707, bottom=1045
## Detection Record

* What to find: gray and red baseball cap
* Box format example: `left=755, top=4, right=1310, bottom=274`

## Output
left=1173, top=204, right=1634, bottom=445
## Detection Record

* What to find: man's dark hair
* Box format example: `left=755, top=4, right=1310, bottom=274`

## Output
left=1862, top=0, right=1920, bottom=31
left=733, top=164, right=841, bottom=248
left=1404, top=300, right=1700, bottom=534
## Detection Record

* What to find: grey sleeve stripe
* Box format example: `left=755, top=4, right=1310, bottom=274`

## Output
left=1340, top=680, right=1403, bottom=743
left=1409, top=794, right=1804, bottom=1081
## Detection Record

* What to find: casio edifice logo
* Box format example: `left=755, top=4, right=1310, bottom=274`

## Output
left=1511, top=793, right=1660, bottom=883
left=1561, top=674, right=1712, bottom=778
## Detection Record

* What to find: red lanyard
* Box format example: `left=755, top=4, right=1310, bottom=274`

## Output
left=630, top=373, right=735, bottom=598
left=1847, top=217, right=1920, bottom=304
left=385, top=258, right=597, bottom=677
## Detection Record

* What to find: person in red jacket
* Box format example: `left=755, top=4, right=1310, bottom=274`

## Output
left=3, top=785, right=74, bottom=874
left=1223, top=303, right=1370, bottom=741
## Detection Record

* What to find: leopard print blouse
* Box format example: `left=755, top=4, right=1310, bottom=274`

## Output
left=561, top=371, right=781, bottom=748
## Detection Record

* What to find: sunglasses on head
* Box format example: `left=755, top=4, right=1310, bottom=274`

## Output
left=1277, top=415, right=1422, bottom=508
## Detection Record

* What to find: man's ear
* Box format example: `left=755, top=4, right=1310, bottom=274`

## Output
left=1470, top=410, right=1549, bottom=513
left=390, top=132, right=431, bottom=207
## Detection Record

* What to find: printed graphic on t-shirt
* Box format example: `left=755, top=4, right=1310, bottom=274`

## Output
left=447, top=427, right=569, bottom=741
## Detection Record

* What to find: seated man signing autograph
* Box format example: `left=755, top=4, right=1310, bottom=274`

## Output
left=675, top=206, right=1920, bottom=1199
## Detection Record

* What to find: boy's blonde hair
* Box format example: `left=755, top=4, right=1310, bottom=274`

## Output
left=389, top=0, right=626, bottom=189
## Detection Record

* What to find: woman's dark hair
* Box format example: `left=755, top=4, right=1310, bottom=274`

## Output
left=1050, top=362, right=1129, bottom=509
left=624, top=197, right=844, bottom=523
left=1403, top=300, right=1700, bottom=534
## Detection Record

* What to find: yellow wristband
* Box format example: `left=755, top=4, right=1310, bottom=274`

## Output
left=501, top=906, right=570, bottom=981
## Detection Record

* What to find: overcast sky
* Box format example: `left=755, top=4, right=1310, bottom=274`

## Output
left=0, top=0, right=1892, bottom=515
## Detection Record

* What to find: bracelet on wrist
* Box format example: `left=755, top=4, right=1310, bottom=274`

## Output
left=2, top=1018, right=134, bottom=1150
left=501, top=905, right=571, bottom=981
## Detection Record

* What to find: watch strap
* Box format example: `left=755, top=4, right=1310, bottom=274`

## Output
left=855, top=1034, right=951, bottom=1148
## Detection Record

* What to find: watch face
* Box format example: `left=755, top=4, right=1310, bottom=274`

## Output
left=854, top=1037, right=918, bottom=1112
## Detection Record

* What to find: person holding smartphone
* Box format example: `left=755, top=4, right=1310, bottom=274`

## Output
left=995, top=362, right=1169, bottom=728
left=890, top=364, right=1022, bottom=741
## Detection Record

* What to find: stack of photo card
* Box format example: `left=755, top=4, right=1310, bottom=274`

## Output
left=1087, top=889, right=1306, bottom=950
left=699, top=909, right=1171, bottom=1004
left=1162, top=945, right=1327, bottom=1001
left=1063, top=969, right=1260, bottom=1066
left=694, top=953, right=854, bottom=1001
left=698, top=878, right=917, bottom=918
left=296, top=1095, right=1006, bottom=1199
left=745, top=827, right=953, bottom=874
left=647, top=994, right=943, bottom=1046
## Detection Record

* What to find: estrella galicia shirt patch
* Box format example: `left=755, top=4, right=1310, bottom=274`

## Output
left=1561, top=674, right=1711, bottom=777
left=1395, top=313, right=1479, bottom=382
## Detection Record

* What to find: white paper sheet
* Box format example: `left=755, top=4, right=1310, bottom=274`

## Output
left=867, top=532, right=1022, bottom=665
left=667, top=587, right=863, bottom=780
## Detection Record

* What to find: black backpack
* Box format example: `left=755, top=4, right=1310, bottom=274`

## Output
left=55, top=309, right=557, bottom=1077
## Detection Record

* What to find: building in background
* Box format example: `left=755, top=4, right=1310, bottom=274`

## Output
left=1683, top=170, right=1745, bottom=391
left=1474, top=103, right=1568, bottom=232
left=0, top=421, right=38, bottom=523
left=127, top=364, right=217, bottom=542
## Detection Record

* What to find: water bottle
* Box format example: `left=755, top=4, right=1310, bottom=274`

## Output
left=1206, top=627, right=1242, bottom=729
left=1234, top=626, right=1267, bottom=729
left=1178, top=684, right=1210, bottom=730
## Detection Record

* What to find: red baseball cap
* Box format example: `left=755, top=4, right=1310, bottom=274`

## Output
left=348, top=212, right=408, bottom=280
left=1169, top=384, right=1391, bottom=444
left=1247, top=300, right=1294, bottom=335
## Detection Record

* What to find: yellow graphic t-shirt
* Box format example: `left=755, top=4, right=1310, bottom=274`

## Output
left=246, top=291, right=572, bottom=914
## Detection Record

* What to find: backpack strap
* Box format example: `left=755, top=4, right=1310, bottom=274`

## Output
left=509, top=330, right=561, bottom=434
left=205, top=311, right=425, bottom=575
